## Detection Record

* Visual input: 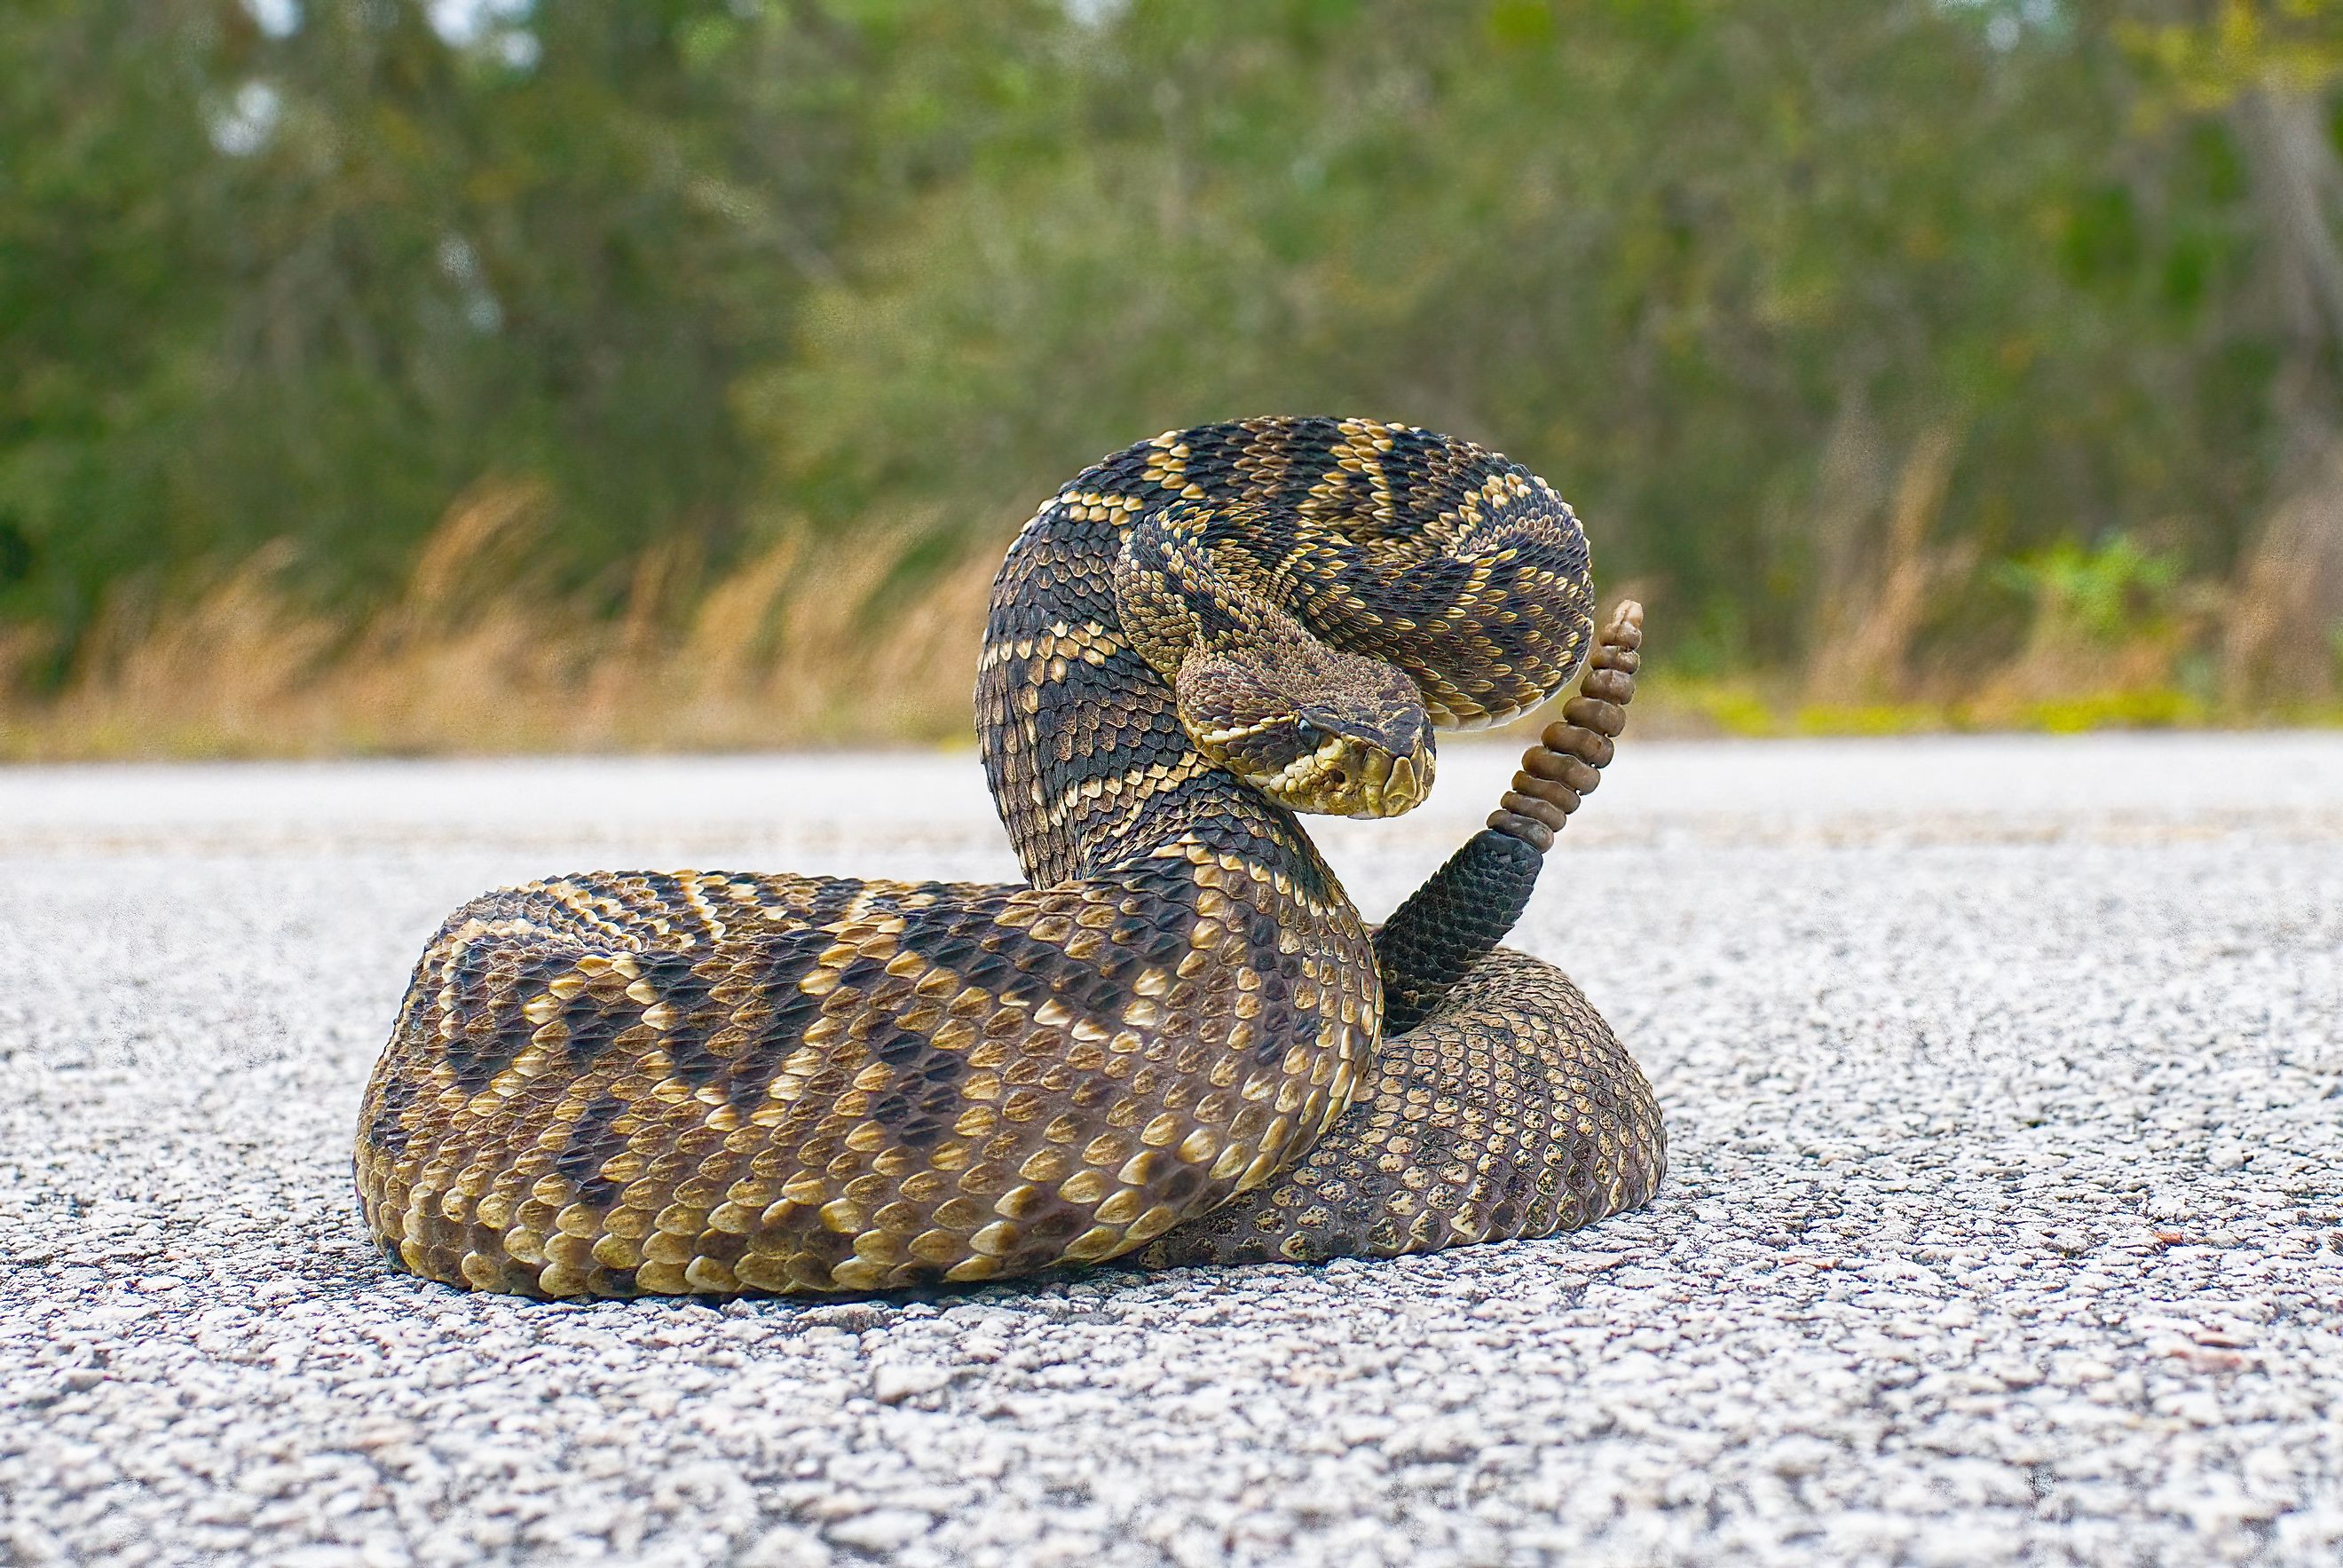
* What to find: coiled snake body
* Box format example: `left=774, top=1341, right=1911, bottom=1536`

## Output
left=355, top=418, right=1664, bottom=1296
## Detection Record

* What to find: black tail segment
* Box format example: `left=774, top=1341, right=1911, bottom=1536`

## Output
left=1373, top=600, right=1644, bottom=1035
left=1374, top=829, right=1545, bottom=1034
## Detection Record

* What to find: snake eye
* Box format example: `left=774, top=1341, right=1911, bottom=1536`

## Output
left=1294, top=719, right=1323, bottom=748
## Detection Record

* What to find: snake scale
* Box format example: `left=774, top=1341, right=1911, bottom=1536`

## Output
left=354, top=417, right=1665, bottom=1296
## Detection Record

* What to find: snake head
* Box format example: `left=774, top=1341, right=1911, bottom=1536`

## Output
left=1174, top=640, right=1436, bottom=819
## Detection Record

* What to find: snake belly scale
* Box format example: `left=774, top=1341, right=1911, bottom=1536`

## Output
left=354, top=417, right=1666, bottom=1296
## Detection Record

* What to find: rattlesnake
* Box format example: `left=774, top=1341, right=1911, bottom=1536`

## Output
left=355, top=417, right=1663, bottom=1296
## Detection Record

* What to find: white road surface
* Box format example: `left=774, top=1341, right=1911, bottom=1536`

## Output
left=0, top=734, right=2338, bottom=1564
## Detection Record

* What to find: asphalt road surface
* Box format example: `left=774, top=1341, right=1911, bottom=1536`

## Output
left=2, top=735, right=2338, bottom=1565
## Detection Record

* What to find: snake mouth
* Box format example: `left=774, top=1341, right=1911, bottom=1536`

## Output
left=1339, top=745, right=1435, bottom=819
left=1249, top=735, right=1434, bottom=818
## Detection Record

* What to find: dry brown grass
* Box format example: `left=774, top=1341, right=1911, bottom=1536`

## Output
left=1802, top=422, right=1976, bottom=706
left=4, top=482, right=2336, bottom=761
left=0, top=484, right=1002, bottom=760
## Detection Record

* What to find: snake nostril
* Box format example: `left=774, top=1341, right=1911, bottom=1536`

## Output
left=1327, top=768, right=1349, bottom=788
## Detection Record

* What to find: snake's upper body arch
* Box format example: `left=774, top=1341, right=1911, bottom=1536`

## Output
left=356, top=417, right=1664, bottom=1296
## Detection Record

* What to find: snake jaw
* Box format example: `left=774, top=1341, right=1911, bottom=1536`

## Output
left=1338, top=740, right=1436, bottom=819
left=1202, top=722, right=1436, bottom=819
left=1280, top=730, right=1436, bottom=820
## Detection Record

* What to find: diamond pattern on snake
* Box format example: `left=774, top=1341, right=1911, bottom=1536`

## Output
left=354, top=416, right=1666, bottom=1296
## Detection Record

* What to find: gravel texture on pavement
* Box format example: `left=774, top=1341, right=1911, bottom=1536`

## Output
left=0, top=734, right=2338, bottom=1566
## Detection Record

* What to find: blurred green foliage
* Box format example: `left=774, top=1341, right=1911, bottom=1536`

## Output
left=1994, top=536, right=2187, bottom=647
left=4, top=0, right=2342, bottom=707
